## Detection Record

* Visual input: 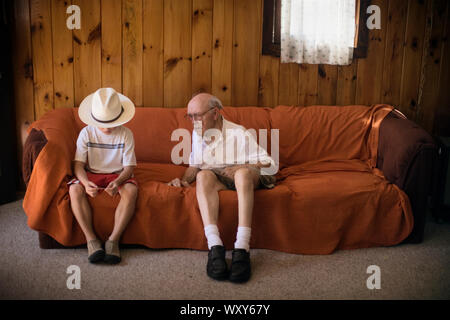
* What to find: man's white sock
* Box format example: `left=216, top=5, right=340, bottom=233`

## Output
left=234, top=226, right=251, bottom=252
left=204, top=224, right=223, bottom=249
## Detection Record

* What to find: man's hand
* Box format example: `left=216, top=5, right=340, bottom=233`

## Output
left=168, top=178, right=190, bottom=188
left=105, top=180, right=120, bottom=197
left=85, top=181, right=99, bottom=198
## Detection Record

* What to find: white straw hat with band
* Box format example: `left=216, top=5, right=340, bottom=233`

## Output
left=78, top=87, right=135, bottom=128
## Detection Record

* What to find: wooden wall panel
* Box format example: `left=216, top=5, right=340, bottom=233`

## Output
left=73, top=0, right=101, bottom=106
left=434, top=0, right=450, bottom=135
left=192, top=0, right=213, bottom=95
left=12, top=0, right=35, bottom=184
left=258, top=55, right=279, bottom=107
left=232, top=0, right=262, bottom=106
left=211, top=0, right=233, bottom=106
left=381, top=0, right=408, bottom=107
left=143, top=0, right=164, bottom=106
left=164, top=0, right=192, bottom=107
left=13, top=0, right=449, bottom=144
left=52, top=0, right=74, bottom=109
left=355, top=0, right=388, bottom=106
left=317, top=64, right=338, bottom=105
left=101, top=0, right=122, bottom=93
left=30, top=0, right=54, bottom=120
left=278, top=63, right=299, bottom=106
left=123, top=0, right=143, bottom=106
left=399, top=0, right=429, bottom=120
left=336, top=63, right=357, bottom=105
left=298, top=64, right=318, bottom=106
left=418, top=0, right=447, bottom=131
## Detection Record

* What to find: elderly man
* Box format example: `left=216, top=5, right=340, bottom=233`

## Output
left=168, top=93, right=275, bottom=283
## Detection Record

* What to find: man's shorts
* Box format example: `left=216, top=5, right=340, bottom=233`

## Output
left=211, top=166, right=276, bottom=191
left=67, top=171, right=138, bottom=189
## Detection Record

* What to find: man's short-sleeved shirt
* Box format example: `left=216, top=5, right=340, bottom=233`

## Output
left=188, top=117, right=275, bottom=170
left=74, top=125, right=137, bottom=174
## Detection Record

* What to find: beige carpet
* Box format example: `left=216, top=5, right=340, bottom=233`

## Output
left=0, top=199, right=449, bottom=300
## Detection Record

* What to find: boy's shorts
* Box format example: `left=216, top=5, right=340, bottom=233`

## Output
left=67, top=171, right=138, bottom=189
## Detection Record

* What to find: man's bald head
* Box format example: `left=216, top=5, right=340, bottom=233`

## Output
left=188, top=93, right=223, bottom=113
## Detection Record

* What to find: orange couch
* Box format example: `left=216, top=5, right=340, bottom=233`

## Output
left=22, top=104, right=435, bottom=254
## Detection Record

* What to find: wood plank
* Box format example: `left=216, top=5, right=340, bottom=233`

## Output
left=30, top=0, right=54, bottom=119
left=73, top=0, right=101, bottom=106
left=52, top=0, right=74, bottom=109
left=192, top=0, right=213, bottom=95
left=355, top=0, right=388, bottom=106
left=101, top=0, right=122, bottom=93
left=143, top=0, right=164, bottom=106
left=258, top=55, right=279, bottom=107
left=12, top=0, right=35, bottom=187
left=123, top=0, right=143, bottom=106
left=298, top=64, right=318, bottom=106
left=399, top=0, right=429, bottom=120
left=278, top=62, right=299, bottom=106
left=381, top=0, right=408, bottom=107
left=418, top=0, right=447, bottom=132
left=433, top=0, right=450, bottom=135
left=232, top=0, right=262, bottom=106
left=336, top=62, right=357, bottom=105
left=211, top=0, right=233, bottom=106
left=317, top=64, right=338, bottom=105
left=164, top=0, right=192, bottom=107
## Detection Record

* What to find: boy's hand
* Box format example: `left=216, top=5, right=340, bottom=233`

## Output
left=105, top=180, right=120, bottom=197
left=85, top=181, right=99, bottom=198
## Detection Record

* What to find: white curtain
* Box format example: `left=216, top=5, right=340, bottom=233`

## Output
left=281, top=0, right=356, bottom=65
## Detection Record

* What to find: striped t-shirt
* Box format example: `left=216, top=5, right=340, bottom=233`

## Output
left=74, top=125, right=137, bottom=174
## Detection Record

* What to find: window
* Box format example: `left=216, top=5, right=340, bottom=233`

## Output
left=262, top=0, right=370, bottom=61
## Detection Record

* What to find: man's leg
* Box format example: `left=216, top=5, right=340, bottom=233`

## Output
left=229, top=167, right=260, bottom=283
left=105, top=183, right=138, bottom=264
left=196, top=169, right=229, bottom=280
left=196, top=169, right=227, bottom=228
left=234, top=167, right=260, bottom=229
left=69, top=184, right=104, bottom=263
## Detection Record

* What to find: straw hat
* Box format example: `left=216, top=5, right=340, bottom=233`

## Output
left=78, top=88, right=135, bottom=128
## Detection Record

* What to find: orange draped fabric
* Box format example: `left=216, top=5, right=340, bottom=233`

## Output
left=23, top=105, right=413, bottom=254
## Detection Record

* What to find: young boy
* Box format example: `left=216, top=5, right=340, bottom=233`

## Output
left=68, top=87, right=138, bottom=264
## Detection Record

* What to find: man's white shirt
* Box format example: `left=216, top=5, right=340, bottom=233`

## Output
left=188, top=117, right=275, bottom=170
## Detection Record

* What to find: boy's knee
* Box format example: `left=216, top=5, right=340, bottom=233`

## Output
left=120, top=183, right=138, bottom=201
left=69, top=184, right=85, bottom=199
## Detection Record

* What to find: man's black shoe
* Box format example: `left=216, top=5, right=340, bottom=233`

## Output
left=229, top=249, right=251, bottom=283
left=207, top=245, right=228, bottom=280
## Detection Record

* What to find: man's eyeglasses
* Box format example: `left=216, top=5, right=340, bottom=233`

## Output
left=184, top=107, right=216, bottom=121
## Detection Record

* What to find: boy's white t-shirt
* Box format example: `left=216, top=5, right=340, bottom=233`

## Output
left=74, top=125, right=137, bottom=174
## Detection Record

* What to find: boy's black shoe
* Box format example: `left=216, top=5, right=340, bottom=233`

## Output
left=229, top=249, right=251, bottom=283
left=207, top=245, right=228, bottom=280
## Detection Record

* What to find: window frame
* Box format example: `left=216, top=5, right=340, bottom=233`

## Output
left=262, top=0, right=370, bottom=59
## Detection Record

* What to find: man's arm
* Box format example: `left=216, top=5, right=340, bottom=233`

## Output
left=168, top=166, right=200, bottom=187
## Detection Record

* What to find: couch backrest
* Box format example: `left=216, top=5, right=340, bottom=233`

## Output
left=69, top=104, right=391, bottom=168
left=270, top=105, right=384, bottom=167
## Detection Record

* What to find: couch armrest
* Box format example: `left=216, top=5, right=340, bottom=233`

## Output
left=22, top=108, right=79, bottom=227
left=377, top=110, right=438, bottom=243
left=22, top=128, right=47, bottom=186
